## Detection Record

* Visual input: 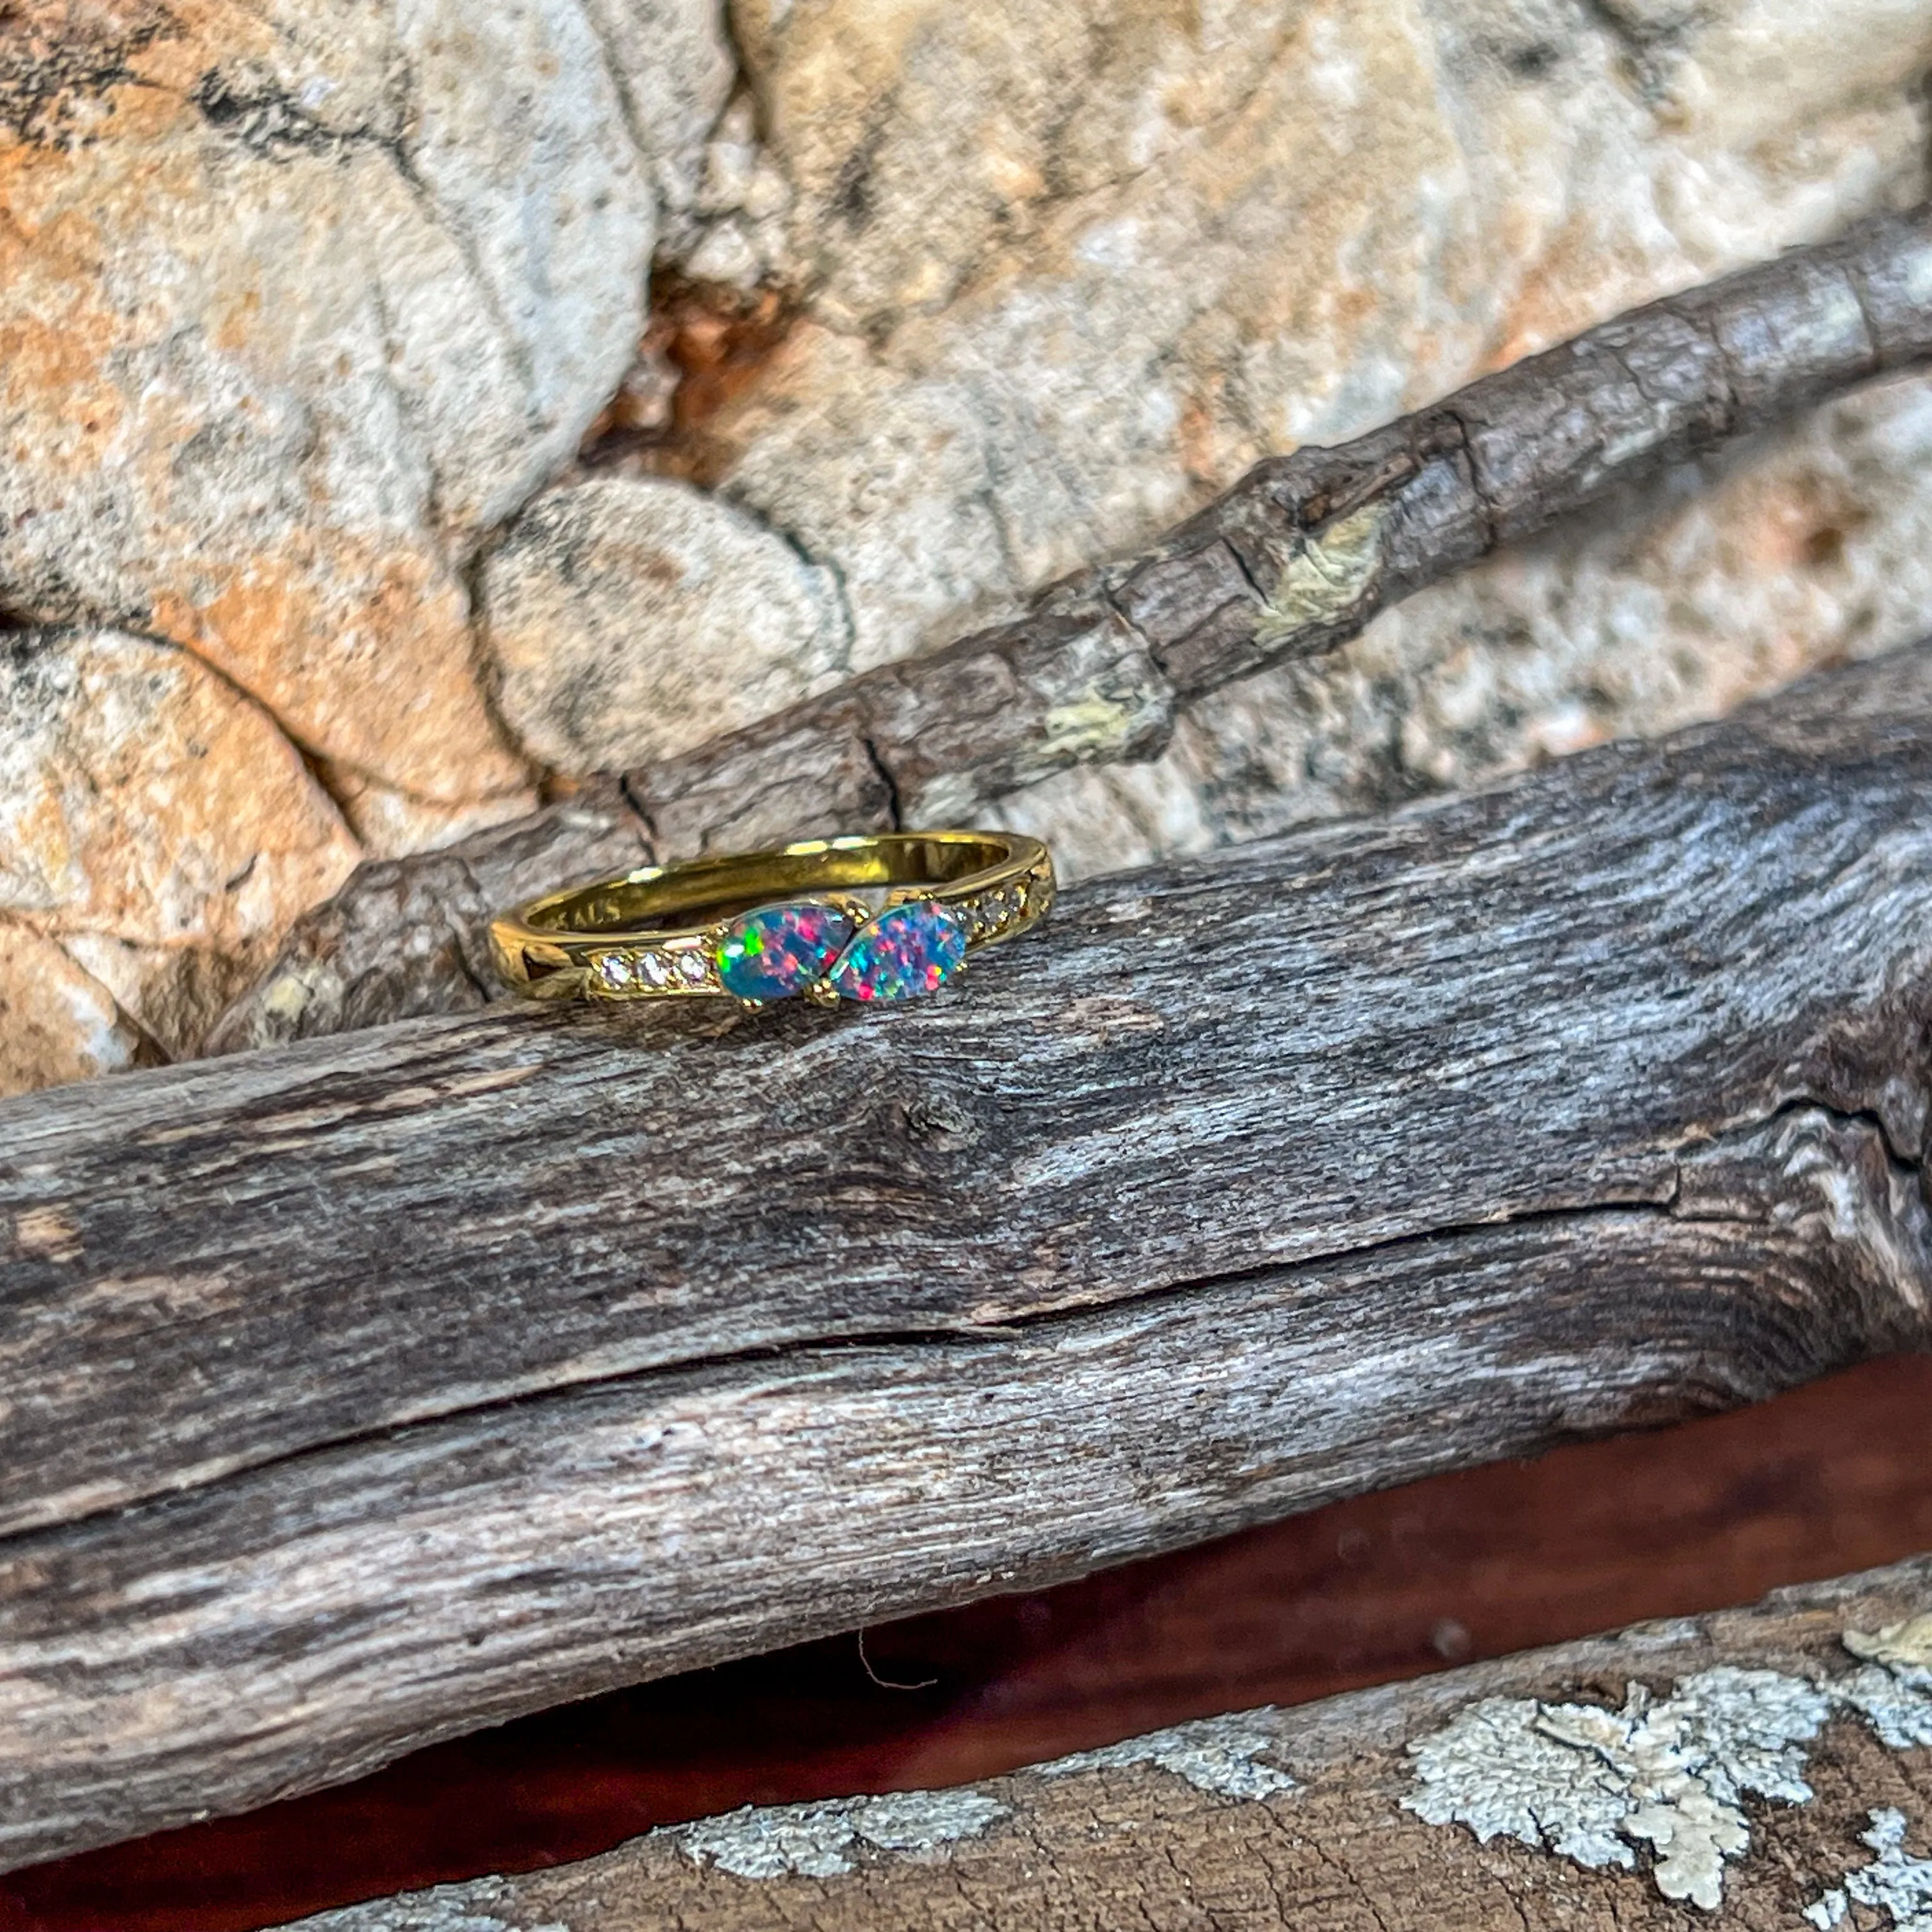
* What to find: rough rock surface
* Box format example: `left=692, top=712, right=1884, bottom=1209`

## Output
left=0, top=921, right=152, bottom=1093
left=0, top=0, right=732, bottom=1088
left=484, top=475, right=852, bottom=772
left=0, top=0, right=732, bottom=805
left=675, top=0, right=1932, bottom=672
left=0, top=628, right=361, bottom=1085
left=7, top=0, right=1932, bottom=1095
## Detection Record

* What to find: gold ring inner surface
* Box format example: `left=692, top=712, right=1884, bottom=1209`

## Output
left=523, top=832, right=1029, bottom=937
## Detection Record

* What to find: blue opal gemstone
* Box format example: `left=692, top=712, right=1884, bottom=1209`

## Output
left=715, top=901, right=857, bottom=1002
left=827, top=901, right=969, bottom=1002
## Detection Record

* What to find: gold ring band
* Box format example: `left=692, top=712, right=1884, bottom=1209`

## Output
left=490, top=830, right=1055, bottom=1008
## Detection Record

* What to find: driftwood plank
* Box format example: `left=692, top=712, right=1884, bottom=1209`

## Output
left=207, top=206, right=1932, bottom=1055
left=274, top=1554, right=1932, bottom=1932
left=4, top=646, right=1932, bottom=1867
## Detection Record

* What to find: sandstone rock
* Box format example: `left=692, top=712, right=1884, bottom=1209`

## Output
left=0, top=0, right=732, bottom=810
left=680, top=93, right=793, bottom=289
left=680, top=0, right=1931, bottom=682
left=484, top=474, right=852, bottom=772
left=993, top=372, right=1932, bottom=879
left=313, top=766, right=541, bottom=862
left=0, top=922, right=152, bottom=1100
left=13, top=0, right=1932, bottom=1096
left=0, top=627, right=362, bottom=1064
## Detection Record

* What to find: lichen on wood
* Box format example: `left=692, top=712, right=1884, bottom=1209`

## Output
left=1807, top=1810, right=1932, bottom=1930
left=1404, top=1618, right=1932, bottom=1913
left=1034, top=1712, right=1297, bottom=1800
left=1404, top=1669, right=1830, bottom=1908
left=673, top=1789, right=1010, bottom=1881
left=267, top=1558, right=1932, bottom=1931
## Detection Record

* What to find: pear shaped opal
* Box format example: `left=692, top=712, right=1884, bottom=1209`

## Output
left=715, top=901, right=857, bottom=1002
left=828, top=901, right=969, bottom=1002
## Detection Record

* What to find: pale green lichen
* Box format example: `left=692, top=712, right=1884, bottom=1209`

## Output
left=1252, top=499, right=1388, bottom=649
left=1406, top=1696, right=1636, bottom=1871
left=1038, top=694, right=1153, bottom=762
left=1406, top=1667, right=1830, bottom=1910
left=271, top=1878, right=565, bottom=1931
left=1845, top=1614, right=1932, bottom=1678
left=1839, top=1616, right=1932, bottom=1749
left=260, top=963, right=325, bottom=1025
left=1807, top=1809, right=1932, bottom=1930
left=1037, top=1711, right=1296, bottom=1799
left=664, top=1710, right=1296, bottom=1885
left=672, top=1787, right=1008, bottom=1880
left=1406, top=1608, right=1932, bottom=1914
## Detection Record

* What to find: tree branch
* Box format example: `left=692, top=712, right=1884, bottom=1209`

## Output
left=206, top=206, right=1932, bottom=1056
left=4, top=646, right=1932, bottom=1864
left=270, top=1554, right=1932, bottom=1932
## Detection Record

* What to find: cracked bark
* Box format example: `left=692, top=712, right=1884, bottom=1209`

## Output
left=206, top=204, right=1932, bottom=1057
left=4, top=648, right=1932, bottom=1867
left=276, top=1556, right=1932, bottom=1932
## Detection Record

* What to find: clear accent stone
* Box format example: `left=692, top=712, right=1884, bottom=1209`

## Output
left=636, top=951, right=671, bottom=988
left=597, top=953, right=634, bottom=990
left=675, top=949, right=711, bottom=987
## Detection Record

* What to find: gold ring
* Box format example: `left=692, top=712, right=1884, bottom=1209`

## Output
left=490, top=830, right=1055, bottom=1008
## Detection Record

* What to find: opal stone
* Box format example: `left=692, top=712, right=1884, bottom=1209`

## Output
left=828, top=901, right=969, bottom=1002
left=715, top=900, right=856, bottom=1002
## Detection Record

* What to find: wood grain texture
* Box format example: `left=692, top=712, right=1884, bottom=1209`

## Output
left=206, top=206, right=1932, bottom=1055
left=270, top=1555, right=1932, bottom=1932
left=15, top=1356, right=1928, bottom=1932
left=6, top=646, right=1932, bottom=1870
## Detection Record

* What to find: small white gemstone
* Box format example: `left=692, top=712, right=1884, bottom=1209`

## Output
left=635, top=951, right=671, bottom=988
left=598, top=953, right=634, bottom=990
left=675, top=950, right=711, bottom=986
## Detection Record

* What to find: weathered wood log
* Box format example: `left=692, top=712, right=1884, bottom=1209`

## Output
left=5, top=645, right=1932, bottom=1869
left=272, top=1554, right=1932, bottom=1932
left=207, top=206, right=1932, bottom=1055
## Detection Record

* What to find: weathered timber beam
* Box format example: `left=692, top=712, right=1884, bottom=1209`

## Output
left=4, top=645, right=1932, bottom=1867
left=274, top=1554, right=1932, bottom=1932
left=208, top=206, right=1932, bottom=1055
